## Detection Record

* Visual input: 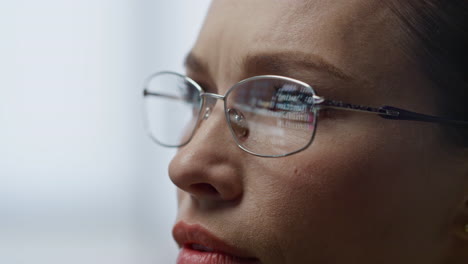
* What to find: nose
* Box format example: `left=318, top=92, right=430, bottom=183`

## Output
left=168, top=97, right=245, bottom=202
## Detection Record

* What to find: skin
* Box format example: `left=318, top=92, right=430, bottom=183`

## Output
left=168, top=0, right=468, bottom=263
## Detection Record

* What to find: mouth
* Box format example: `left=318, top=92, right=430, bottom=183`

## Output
left=173, top=222, right=260, bottom=264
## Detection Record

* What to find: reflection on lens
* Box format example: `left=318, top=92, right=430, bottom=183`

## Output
left=143, top=72, right=202, bottom=147
left=225, top=77, right=317, bottom=156
left=228, top=108, right=249, bottom=140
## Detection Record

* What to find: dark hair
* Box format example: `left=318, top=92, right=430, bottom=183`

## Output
left=386, top=0, right=468, bottom=146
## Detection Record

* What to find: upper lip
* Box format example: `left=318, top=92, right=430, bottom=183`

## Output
left=172, top=221, right=258, bottom=260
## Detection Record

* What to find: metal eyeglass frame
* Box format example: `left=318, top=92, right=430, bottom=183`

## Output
left=143, top=71, right=468, bottom=158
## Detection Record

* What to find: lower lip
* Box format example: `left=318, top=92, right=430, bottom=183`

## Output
left=177, top=246, right=258, bottom=264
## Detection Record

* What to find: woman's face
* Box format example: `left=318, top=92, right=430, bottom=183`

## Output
left=168, top=0, right=468, bottom=263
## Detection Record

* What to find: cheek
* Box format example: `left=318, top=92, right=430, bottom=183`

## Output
left=245, top=122, right=445, bottom=262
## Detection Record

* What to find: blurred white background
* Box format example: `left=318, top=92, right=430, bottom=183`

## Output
left=0, top=0, right=211, bottom=263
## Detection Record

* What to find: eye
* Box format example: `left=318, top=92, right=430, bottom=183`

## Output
left=176, top=80, right=201, bottom=105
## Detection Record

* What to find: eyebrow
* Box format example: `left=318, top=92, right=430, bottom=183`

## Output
left=183, top=50, right=353, bottom=82
left=184, top=52, right=209, bottom=75
left=242, top=51, right=353, bottom=81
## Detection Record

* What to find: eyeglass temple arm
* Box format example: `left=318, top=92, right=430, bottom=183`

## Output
left=317, top=99, right=468, bottom=127
left=143, top=90, right=182, bottom=101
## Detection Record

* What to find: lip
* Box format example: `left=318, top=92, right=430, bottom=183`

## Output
left=173, top=221, right=260, bottom=264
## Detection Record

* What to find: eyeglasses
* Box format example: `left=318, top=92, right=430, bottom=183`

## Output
left=143, top=71, right=468, bottom=158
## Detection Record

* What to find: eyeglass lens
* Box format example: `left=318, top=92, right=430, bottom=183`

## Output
left=144, top=73, right=202, bottom=147
left=144, top=73, right=318, bottom=156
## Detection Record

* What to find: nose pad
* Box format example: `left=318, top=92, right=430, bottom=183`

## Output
left=202, top=96, right=217, bottom=120
left=228, top=108, right=249, bottom=139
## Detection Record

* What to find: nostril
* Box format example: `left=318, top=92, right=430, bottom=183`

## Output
left=189, top=183, right=219, bottom=197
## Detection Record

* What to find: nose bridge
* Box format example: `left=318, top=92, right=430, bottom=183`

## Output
left=168, top=91, right=244, bottom=201
left=201, top=92, right=225, bottom=120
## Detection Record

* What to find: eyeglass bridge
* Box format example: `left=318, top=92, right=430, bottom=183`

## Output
left=199, top=93, right=250, bottom=139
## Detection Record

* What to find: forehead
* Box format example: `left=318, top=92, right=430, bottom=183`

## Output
left=191, top=0, right=405, bottom=96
